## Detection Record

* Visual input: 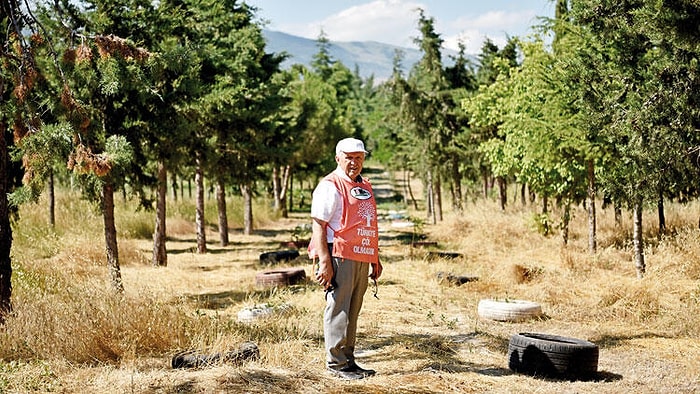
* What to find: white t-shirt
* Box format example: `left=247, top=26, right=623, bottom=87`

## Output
left=310, top=167, right=351, bottom=242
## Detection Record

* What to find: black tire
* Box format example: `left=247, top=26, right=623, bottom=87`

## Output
left=259, top=249, right=300, bottom=264
left=508, top=332, right=599, bottom=380
left=477, top=299, right=542, bottom=322
left=255, top=267, right=306, bottom=287
left=172, top=341, right=259, bottom=369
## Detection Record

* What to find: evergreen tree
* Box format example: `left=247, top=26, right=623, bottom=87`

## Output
left=565, top=0, right=700, bottom=276
left=36, top=0, right=161, bottom=292
left=444, top=41, right=478, bottom=210
left=391, top=9, right=450, bottom=222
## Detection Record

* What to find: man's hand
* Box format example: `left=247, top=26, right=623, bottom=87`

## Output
left=315, top=257, right=334, bottom=290
left=370, top=260, right=383, bottom=280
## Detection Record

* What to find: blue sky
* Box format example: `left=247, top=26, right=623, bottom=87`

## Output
left=244, top=0, right=555, bottom=53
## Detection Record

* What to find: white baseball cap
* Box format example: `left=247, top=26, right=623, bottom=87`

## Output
left=335, top=138, right=368, bottom=155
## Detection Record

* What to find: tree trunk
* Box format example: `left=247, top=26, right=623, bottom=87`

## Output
left=287, top=171, right=293, bottom=212
left=216, top=178, right=229, bottom=246
left=280, top=165, right=290, bottom=218
left=520, top=184, right=526, bottom=206
left=561, top=201, right=570, bottom=246
left=404, top=169, right=418, bottom=210
left=633, top=199, right=645, bottom=278
left=657, top=191, right=666, bottom=237
left=152, top=161, right=168, bottom=266
left=272, top=165, right=281, bottom=212
left=541, top=194, right=549, bottom=236
left=587, top=159, right=597, bottom=254
left=102, top=181, right=124, bottom=293
left=435, top=173, right=443, bottom=222
left=450, top=157, right=462, bottom=211
left=242, top=183, right=253, bottom=235
left=614, top=202, right=622, bottom=227
left=195, top=156, right=207, bottom=254
left=497, top=176, right=507, bottom=211
left=48, top=169, right=56, bottom=227
left=171, top=174, right=178, bottom=202
left=426, top=169, right=435, bottom=224
left=0, top=120, right=13, bottom=322
left=542, top=194, right=548, bottom=214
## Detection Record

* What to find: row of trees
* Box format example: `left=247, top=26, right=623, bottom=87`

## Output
left=380, top=0, right=700, bottom=280
left=2, top=0, right=700, bottom=321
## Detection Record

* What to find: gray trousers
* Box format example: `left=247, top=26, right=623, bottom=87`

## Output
left=324, top=255, right=370, bottom=368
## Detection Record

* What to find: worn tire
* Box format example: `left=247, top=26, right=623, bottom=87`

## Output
left=259, top=249, right=300, bottom=264
left=172, top=341, right=260, bottom=369
left=508, top=332, right=599, bottom=380
left=477, top=299, right=542, bottom=322
left=255, top=267, right=306, bottom=287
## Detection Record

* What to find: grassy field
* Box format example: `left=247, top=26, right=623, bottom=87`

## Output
left=2, top=168, right=700, bottom=393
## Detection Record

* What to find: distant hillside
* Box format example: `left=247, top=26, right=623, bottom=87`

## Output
left=262, top=30, right=457, bottom=82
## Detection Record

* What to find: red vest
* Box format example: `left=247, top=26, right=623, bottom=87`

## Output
left=326, top=172, right=379, bottom=264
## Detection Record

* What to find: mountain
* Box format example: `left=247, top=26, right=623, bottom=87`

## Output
left=261, top=30, right=456, bottom=82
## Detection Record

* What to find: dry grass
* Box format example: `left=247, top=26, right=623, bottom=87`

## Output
left=2, top=176, right=700, bottom=393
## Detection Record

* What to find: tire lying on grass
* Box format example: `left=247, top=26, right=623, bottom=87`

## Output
left=508, top=332, right=599, bottom=380
left=255, top=267, right=306, bottom=287
left=259, top=249, right=300, bottom=264
left=477, top=299, right=543, bottom=322
left=172, top=341, right=260, bottom=369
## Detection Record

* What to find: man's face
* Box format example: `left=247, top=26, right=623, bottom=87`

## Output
left=336, top=151, right=365, bottom=180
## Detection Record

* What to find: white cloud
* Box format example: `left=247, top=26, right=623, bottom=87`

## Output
left=276, top=1, right=539, bottom=54
left=442, top=30, right=484, bottom=55
left=457, top=10, right=537, bottom=31
left=441, top=10, right=537, bottom=53
left=291, top=0, right=424, bottom=48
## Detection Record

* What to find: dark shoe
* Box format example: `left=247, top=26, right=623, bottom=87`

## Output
left=327, top=366, right=366, bottom=380
left=347, top=361, right=376, bottom=376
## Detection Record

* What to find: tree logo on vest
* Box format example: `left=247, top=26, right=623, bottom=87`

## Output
left=350, top=187, right=372, bottom=200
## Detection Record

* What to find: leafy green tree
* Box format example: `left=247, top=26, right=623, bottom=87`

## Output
left=468, top=37, right=521, bottom=209
left=144, top=2, right=202, bottom=265
left=265, top=69, right=300, bottom=218
left=275, top=33, right=357, bottom=210
left=463, top=56, right=513, bottom=210
left=636, top=0, right=700, bottom=231
left=181, top=0, right=284, bottom=240
left=443, top=41, right=478, bottom=211
left=284, top=64, right=347, bottom=180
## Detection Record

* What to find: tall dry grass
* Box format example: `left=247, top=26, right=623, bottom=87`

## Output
left=1, top=179, right=699, bottom=393
left=1, top=188, right=282, bottom=385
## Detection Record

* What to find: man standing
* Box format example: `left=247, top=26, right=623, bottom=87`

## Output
left=310, top=137, right=383, bottom=380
